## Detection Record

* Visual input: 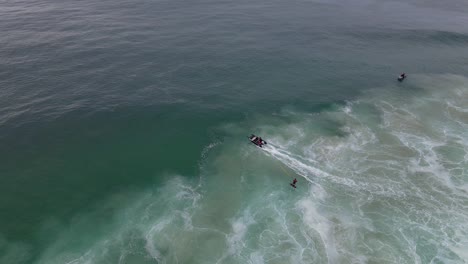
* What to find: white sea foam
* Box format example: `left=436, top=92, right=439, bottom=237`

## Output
left=248, top=74, right=468, bottom=263
left=226, top=211, right=256, bottom=257
left=200, top=141, right=221, bottom=160
left=297, top=196, right=337, bottom=263
left=34, top=74, right=468, bottom=264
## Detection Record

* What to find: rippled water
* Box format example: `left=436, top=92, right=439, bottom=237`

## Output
left=1, top=0, right=468, bottom=263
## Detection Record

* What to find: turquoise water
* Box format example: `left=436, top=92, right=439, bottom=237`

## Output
left=1, top=0, right=468, bottom=263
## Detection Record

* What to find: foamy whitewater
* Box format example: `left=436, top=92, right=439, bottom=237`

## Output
left=27, top=75, right=467, bottom=264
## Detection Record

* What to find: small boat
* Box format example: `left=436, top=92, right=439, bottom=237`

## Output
left=248, top=134, right=267, bottom=147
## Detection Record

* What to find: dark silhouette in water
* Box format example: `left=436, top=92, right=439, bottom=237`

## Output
left=398, top=73, right=406, bottom=82
left=290, top=178, right=298, bottom=188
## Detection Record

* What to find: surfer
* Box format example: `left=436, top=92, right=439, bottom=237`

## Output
left=290, top=178, right=298, bottom=188
left=398, top=73, right=406, bottom=82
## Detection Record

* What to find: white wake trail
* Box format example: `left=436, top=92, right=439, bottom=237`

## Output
left=262, top=143, right=360, bottom=189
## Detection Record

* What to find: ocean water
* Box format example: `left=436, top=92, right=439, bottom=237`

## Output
left=1, top=0, right=468, bottom=263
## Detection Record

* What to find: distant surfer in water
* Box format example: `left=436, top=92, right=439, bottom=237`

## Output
left=290, top=178, right=298, bottom=188
left=398, top=73, right=406, bottom=82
